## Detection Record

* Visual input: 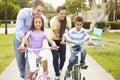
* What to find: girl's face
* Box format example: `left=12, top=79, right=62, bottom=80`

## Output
left=34, top=18, right=42, bottom=30
left=75, top=21, right=83, bottom=29
left=57, top=9, right=66, bottom=21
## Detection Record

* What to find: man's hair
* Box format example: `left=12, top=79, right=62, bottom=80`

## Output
left=56, top=6, right=66, bottom=13
left=32, top=0, right=44, bottom=8
left=75, top=16, right=84, bottom=23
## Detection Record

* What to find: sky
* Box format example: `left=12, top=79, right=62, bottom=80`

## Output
left=43, top=0, right=101, bottom=9
left=43, top=0, right=65, bottom=9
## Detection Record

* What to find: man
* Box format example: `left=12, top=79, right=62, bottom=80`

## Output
left=14, top=0, right=44, bottom=79
left=49, top=6, right=71, bottom=80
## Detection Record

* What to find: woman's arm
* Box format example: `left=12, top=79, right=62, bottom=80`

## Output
left=53, top=29, right=60, bottom=38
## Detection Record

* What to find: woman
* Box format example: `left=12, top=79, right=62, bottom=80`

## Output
left=49, top=6, right=71, bottom=80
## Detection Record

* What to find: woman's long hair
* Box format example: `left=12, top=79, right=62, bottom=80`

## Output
left=59, top=17, right=67, bottom=39
left=57, top=6, right=67, bottom=39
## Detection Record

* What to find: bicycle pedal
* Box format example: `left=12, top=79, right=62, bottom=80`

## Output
left=81, top=66, right=88, bottom=69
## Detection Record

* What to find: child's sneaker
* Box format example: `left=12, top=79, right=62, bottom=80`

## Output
left=81, top=64, right=88, bottom=69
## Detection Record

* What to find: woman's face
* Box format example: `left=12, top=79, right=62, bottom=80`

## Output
left=33, top=5, right=44, bottom=15
left=57, top=9, right=66, bottom=21
left=34, top=18, right=42, bottom=30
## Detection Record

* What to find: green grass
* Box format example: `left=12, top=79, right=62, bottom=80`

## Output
left=0, top=23, right=16, bottom=28
left=0, top=34, right=15, bottom=74
left=87, top=32, right=120, bottom=80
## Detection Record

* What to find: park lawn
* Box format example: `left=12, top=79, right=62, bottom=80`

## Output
left=0, top=23, right=16, bottom=28
left=0, top=34, right=15, bottom=74
left=87, top=32, right=120, bottom=80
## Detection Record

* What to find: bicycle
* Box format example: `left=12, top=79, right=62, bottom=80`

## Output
left=64, top=43, right=88, bottom=80
left=19, top=47, right=51, bottom=80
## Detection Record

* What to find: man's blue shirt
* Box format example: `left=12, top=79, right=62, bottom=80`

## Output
left=15, top=8, right=33, bottom=41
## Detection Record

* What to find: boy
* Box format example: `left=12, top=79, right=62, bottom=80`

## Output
left=61, top=16, right=94, bottom=77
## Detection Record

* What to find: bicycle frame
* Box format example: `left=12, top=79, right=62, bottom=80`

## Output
left=64, top=43, right=86, bottom=80
left=25, top=48, right=51, bottom=80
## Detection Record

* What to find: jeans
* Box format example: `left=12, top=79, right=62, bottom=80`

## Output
left=14, top=37, right=29, bottom=80
left=68, top=48, right=87, bottom=71
left=48, top=40, right=66, bottom=76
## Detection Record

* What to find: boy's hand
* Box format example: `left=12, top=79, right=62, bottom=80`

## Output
left=65, top=40, right=71, bottom=43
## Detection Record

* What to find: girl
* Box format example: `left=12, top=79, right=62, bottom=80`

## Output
left=18, top=15, right=58, bottom=80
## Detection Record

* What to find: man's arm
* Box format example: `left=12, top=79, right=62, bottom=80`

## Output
left=15, top=9, right=26, bottom=41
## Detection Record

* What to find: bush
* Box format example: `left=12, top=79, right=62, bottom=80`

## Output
left=95, top=21, right=107, bottom=29
left=83, top=22, right=91, bottom=29
left=108, top=22, right=120, bottom=29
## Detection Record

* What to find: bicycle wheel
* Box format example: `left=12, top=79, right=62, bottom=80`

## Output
left=73, top=65, right=81, bottom=80
left=83, top=77, right=85, bottom=80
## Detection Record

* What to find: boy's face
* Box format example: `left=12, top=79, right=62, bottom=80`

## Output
left=75, top=21, right=83, bottom=29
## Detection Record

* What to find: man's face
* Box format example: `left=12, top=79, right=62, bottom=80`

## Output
left=33, top=5, right=44, bottom=15
left=57, top=9, right=66, bottom=21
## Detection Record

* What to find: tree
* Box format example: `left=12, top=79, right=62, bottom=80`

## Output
left=0, top=1, right=20, bottom=20
left=2, top=0, right=32, bottom=8
left=88, top=0, right=109, bottom=31
left=43, top=2, right=55, bottom=20
left=88, top=0, right=120, bottom=31
left=64, top=0, right=87, bottom=15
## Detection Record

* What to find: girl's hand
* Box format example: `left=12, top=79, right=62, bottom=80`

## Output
left=17, top=46, right=26, bottom=52
left=51, top=45, right=59, bottom=50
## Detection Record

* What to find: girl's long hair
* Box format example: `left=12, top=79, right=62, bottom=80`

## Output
left=29, top=15, right=44, bottom=31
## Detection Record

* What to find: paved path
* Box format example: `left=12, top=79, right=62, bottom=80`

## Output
left=0, top=39, right=115, bottom=80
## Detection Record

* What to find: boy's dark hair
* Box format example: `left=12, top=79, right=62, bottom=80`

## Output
left=32, top=0, right=44, bottom=9
left=29, top=15, right=44, bottom=31
left=75, top=16, right=84, bottom=23
left=56, top=6, right=67, bottom=39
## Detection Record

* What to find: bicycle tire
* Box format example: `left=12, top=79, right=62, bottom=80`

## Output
left=64, top=76, right=66, bottom=80
left=83, top=77, right=85, bottom=80
left=73, top=65, right=81, bottom=80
